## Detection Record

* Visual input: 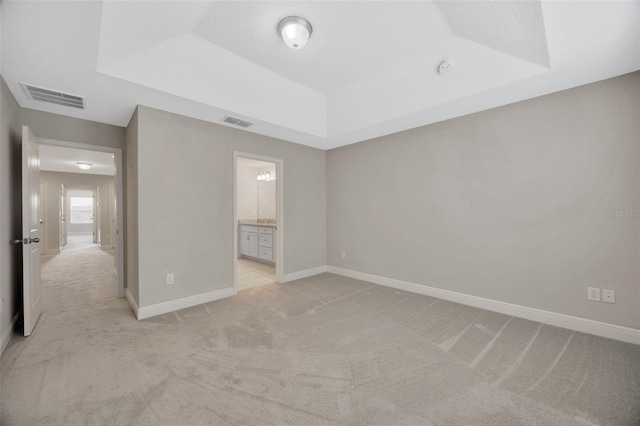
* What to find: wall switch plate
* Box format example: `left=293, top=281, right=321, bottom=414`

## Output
left=602, top=289, right=615, bottom=303
left=341, top=251, right=346, bottom=259
left=166, top=274, right=175, bottom=285
left=587, top=287, right=600, bottom=301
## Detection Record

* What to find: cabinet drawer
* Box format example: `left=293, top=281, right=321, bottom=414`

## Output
left=258, top=247, right=273, bottom=261
left=258, top=227, right=273, bottom=235
left=259, top=234, right=273, bottom=248
left=240, top=225, right=258, bottom=233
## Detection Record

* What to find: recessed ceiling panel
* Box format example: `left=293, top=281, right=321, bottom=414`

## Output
left=98, top=33, right=327, bottom=137
left=436, top=0, right=550, bottom=67
left=193, top=1, right=451, bottom=93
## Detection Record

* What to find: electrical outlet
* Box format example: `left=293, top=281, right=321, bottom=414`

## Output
left=603, top=289, right=616, bottom=304
left=341, top=251, right=346, bottom=259
left=587, top=287, right=600, bottom=301
left=166, top=274, right=175, bottom=285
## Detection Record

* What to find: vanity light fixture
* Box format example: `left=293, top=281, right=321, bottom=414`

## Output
left=278, top=16, right=313, bottom=50
left=257, top=168, right=275, bottom=181
left=76, top=162, right=93, bottom=170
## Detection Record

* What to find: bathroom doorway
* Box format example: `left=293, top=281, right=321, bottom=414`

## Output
left=233, top=152, right=284, bottom=292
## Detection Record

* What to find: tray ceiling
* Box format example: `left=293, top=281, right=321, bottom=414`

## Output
left=2, top=1, right=638, bottom=149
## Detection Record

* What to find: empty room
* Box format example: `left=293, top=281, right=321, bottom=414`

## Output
left=0, top=1, right=639, bottom=425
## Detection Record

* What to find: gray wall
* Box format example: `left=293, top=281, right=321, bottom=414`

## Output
left=21, top=108, right=125, bottom=149
left=0, top=77, right=22, bottom=345
left=40, top=172, right=115, bottom=251
left=134, top=106, right=326, bottom=307
left=126, top=108, right=139, bottom=304
left=327, top=72, right=640, bottom=329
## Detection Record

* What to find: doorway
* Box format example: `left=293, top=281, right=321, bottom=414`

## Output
left=38, top=138, right=125, bottom=297
left=62, top=187, right=98, bottom=250
left=233, top=152, right=284, bottom=292
left=37, top=144, right=121, bottom=311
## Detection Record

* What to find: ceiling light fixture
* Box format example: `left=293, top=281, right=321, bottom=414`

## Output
left=278, top=16, right=312, bottom=50
left=76, top=162, right=93, bottom=170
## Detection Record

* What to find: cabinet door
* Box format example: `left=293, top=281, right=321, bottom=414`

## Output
left=259, top=247, right=273, bottom=262
left=240, top=231, right=258, bottom=257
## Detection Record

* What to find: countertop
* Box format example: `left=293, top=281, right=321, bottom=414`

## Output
left=238, top=220, right=277, bottom=228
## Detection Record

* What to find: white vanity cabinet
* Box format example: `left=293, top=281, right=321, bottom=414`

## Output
left=240, top=228, right=258, bottom=258
left=240, top=225, right=275, bottom=264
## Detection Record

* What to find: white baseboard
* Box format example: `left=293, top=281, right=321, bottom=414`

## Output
left=1, top=313, right=20, bottom=355
left=282, top=265, right=328, bottom=283
left=125, top=288, right=139, bottom=319
left=136, top=287, right=235, bottom=320
left=327, top=266, right=640, bottom=345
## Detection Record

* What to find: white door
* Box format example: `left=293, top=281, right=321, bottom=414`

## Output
left=22, top=126, right=42, bottom=336
left=60, top=184, right=67, bottom=248
left=93, top=188, right=99, bottom=244
left=39, top=181, right=47, bottom=255
left=109, top=184, right=116, bottom=249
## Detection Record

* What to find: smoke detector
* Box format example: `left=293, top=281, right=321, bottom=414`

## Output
left=438, top=60, right=454, bottom=75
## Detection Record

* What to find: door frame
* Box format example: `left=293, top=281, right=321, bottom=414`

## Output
left=64, top=186, right=98, bottom=244
left=232, top=151, right=284, bottom=294
left=38, top=137, right=125, bottom=298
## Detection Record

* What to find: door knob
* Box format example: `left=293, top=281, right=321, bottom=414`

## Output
left=29, top=237, right=40, bottom=244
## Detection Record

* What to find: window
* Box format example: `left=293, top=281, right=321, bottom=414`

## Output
left=69, top=196, right=93, bottom=224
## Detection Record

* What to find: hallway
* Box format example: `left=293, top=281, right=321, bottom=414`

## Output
left=41, top=243, right=117, bottom=312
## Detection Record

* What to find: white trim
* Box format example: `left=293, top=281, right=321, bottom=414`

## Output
left=232, top=152, right=284, bottom=293
left=282, top=265, right=328, bottom=283
left=1, top=314, right=20, bottom=355
left=37, top=138, right=125, bottom=298
left=136, top=287, right=235, bottom=320
left=327, top=266, right=640, bottom=345
left=125, top=288, right=139, bottom=319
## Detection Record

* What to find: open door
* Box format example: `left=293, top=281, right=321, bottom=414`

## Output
left=22, top=125, right=42, bottom=336
left=60, top=184, right=67, bottom=249
left=93, top=187, right=99, bottom=244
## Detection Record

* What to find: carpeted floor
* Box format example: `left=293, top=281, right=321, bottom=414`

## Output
left=1, top=248, right=639, bottom=425
left=40, top=245, right=117, bottom=313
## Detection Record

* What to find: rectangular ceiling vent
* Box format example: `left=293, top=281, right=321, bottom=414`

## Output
left=222, top=115, right=253, bottom=128
left=21, top=83, right=85, bottom=109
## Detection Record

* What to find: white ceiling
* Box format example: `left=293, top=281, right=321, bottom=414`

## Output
left=39, top=145, right=115, bottom=176
left=2, top=1, right=638, bottom=150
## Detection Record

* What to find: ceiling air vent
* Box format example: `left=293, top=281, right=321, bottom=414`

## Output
left=21, top=83, right=85, bottom=109
left=222, top=116, right=253, bottom=128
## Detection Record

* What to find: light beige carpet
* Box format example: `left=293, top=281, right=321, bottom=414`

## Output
left=40, top=245, right=117, bottom=313
left=1, top=248, right=639, bottom=424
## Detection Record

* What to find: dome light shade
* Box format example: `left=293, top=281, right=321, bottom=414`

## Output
left=77, top=162, right=92, bottom=170
left=278, top=16, right=312, bottom=50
